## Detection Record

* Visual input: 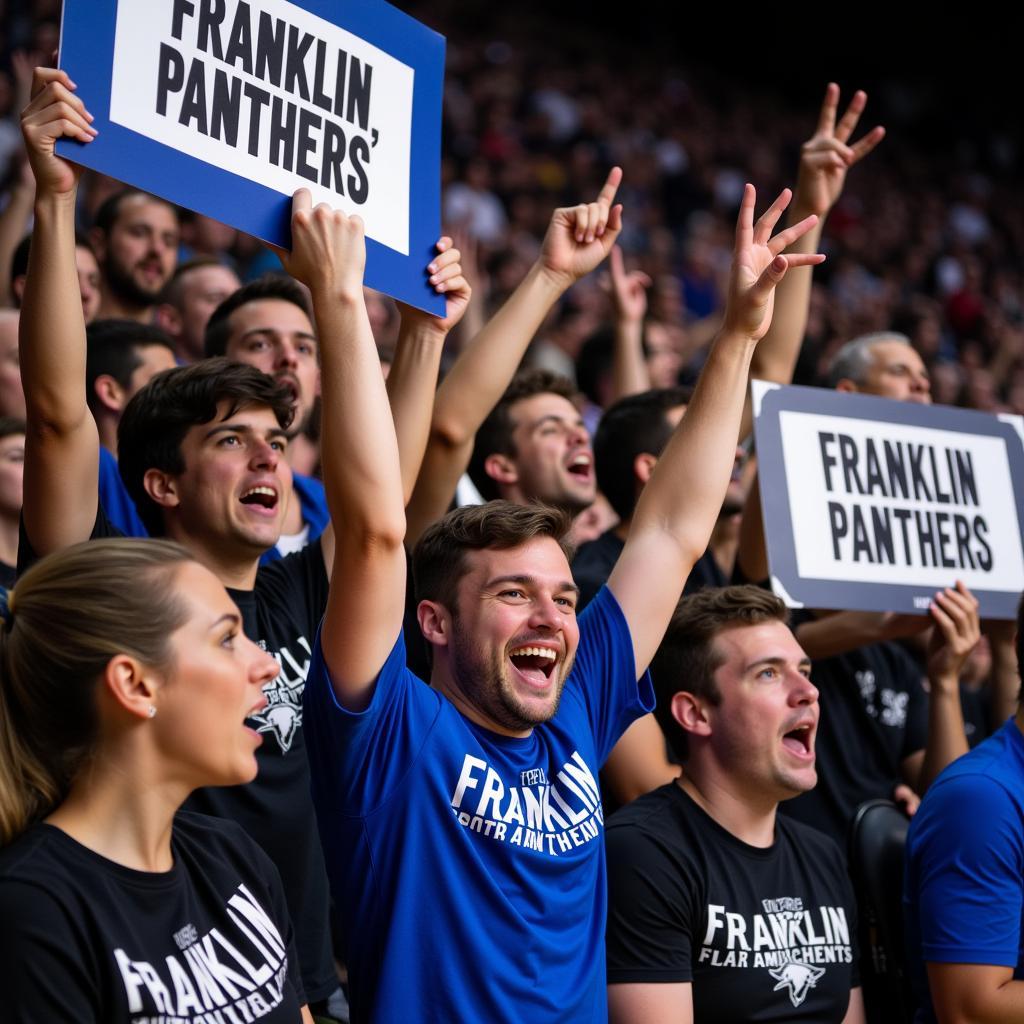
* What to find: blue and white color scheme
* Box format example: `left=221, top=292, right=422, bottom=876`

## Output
left=57, top=0, right=446, bottom=313
left=752, top=380, right=1024, bottom=618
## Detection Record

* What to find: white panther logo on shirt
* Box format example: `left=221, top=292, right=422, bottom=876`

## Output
left=769, top=961, right=826, bottom=1007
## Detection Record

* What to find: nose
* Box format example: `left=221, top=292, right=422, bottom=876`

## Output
left=789, top=670, right=818, bottom=707
left=528, top=595, right=564, bottom=632
left=275, top=339, right=298, bottom=370
left=250, top=436, right=280, bottom=469
left=244, top=634, right=279, bottom=687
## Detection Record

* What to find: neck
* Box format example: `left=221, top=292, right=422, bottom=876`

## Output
left=97, top=417, right=119, bottom=459
left=98, top=292, right=152, bottom=324
left=708, top=513, right=741, bottom=576
left=613, top=516, right=632, bottom=544
left=164, top=523, right=261, bottom=590
left=0, top=509, right=18, bottom=569
left=46, top=748, right=186, bottom=872
left=677, top=761, right=778, bottom=848
left=431, top=662, right=532, bottom=739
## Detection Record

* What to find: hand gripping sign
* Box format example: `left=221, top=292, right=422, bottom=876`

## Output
left=752, top=381, right=1024, bottom=619
left=57, top=0, right=446, bottom=313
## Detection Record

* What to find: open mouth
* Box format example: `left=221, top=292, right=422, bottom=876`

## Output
left=566, top=452, right=593, bottom=481
left=240, top=485, right=279, bottom=512
left=781, top=723, right=814, bottom=759
left=276, top=375, right=299, bottom=404
left=508, top=644, right=558, bottom=688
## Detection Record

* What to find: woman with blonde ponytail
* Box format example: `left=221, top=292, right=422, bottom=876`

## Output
left=0, top=539, right=314, bottom=1023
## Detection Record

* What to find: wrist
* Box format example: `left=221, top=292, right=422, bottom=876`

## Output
left=532, top=261, right=573, bottom=297
left=927, top=671, right=961, bottom=696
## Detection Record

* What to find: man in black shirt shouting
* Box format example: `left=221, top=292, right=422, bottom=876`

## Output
left=605, top=585, right=864, bottom=1023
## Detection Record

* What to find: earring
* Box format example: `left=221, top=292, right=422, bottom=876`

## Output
left=147, top=705, right=157, bottom=719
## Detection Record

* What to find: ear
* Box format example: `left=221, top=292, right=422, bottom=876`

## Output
left=143, top=468, right=182, bottom=511
left=633, top=452, right=658, bottom=487
left=88, top=226, right=107, bottom=263
left=483, top=453, right=518, bottom=487
left=671, top=691, right=712, bottom=739
left=834, top=379, right=858, bottom=395
left=154, top=303, right=181, bottom=336
left=417, top=599, right=452, bottom=649
left=93, top=374, right=127, bottom=415
left=101, top=653, right=160, bottom=721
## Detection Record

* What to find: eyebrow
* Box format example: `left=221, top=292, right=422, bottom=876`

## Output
left=210, top=612, right=241, bottom=631
left=524, top=413, right=585, bottom=431
left=204, top=422, right=289, bottom=443
left=745, top=656, right=813, bottom=673
left=239, top=327, right=318, bottom=342
left=483, top=574, right=581, bottom=597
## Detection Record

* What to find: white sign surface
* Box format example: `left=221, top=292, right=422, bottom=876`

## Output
left=110, top=0, right=414, bottom=254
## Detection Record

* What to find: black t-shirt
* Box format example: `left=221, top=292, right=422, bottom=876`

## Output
left=19, top=508, right=336, bottom=1003
left=572, top=528, right=728, bottom=610
left=780, top=633, right=927, bottom=843
left=606, top=783, right=859, bottom=1022
left=0, top=812, right=304, bottom=1023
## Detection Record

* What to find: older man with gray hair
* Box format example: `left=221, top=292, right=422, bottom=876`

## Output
left=826, top=331, right=931, bottom=403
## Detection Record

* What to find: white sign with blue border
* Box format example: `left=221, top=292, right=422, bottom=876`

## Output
left=752, top=380, right=1024, bottom=619
left=57, top=0, right=446, bottom=314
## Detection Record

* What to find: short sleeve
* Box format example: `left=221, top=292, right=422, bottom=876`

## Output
left=0, top=881, right=101, bottom=1022
left=303, top=628, right=444, bottom=813
left=572, top=587, right=655, bottom=764
left=605, top=824, right=696, bottom=983
left=910, top=775, right=1024, bottom=965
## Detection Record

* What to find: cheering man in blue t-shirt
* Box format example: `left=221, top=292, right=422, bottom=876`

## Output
left=302, top=177, right=824, bottom=1023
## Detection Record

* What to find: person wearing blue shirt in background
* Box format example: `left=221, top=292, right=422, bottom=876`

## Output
left=301, top=173, right=825, bottom=1022
left=904, top=596, right=1024, bottom=1023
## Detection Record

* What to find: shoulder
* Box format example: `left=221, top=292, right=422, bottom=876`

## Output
left=607, top=786, right=696, bottom=866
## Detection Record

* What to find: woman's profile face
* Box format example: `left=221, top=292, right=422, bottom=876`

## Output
left=151, top=562, right=278, bottom=788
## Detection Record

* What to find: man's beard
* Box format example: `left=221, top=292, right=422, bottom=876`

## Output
left=104, top=257, right=167, bottom=308
left=449, top=615, right=573, bottom=732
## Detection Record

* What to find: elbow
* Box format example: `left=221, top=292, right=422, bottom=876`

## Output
left=429, top=412, right=473, bottom=451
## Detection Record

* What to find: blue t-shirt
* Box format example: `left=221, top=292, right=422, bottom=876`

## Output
left=304, top=585, right=653, bottom=1024
left=904, top=717, right=1024, bottom=1022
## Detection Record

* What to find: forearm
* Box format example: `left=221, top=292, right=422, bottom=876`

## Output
left=316, top=284, right=405, bottom=539
left=796, top=611, right=897, bottom=660
left=918, top=679, right=969, bottom=792
left=385, top=319, right=446, bottom=504
left=610, top=318, right=650, bottom=403
left=633, top=329, right=757, bottom=560
left=21, top=191, right=92, bottom=433
left=430, top=262, right=566, bottom=445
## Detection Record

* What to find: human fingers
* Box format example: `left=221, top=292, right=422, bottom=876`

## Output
left=28, top=65, right=75, bottom=101
left=584, top=201, right=603, bottom=243
left=596, top=166, right=623, bottom=208
left=734, top=183, right=756, bottom=250
left=436, top=273, right=469, bottom=297
left=609, top=244, right=625, bottom=283
left=429, top=246, right=461, bottom=274
left=752, top=188, right=792, bottom=247
left=833, top=89, right=867, bottom=143
left=849, top=125, right=886, bottom=164
left=22, top=97, right=97, bottom=143
left=767, top=212, right=820, bottom=256
left=429, top=260, right=464, bottom=288
left=814, top=82, right=840, bottom=136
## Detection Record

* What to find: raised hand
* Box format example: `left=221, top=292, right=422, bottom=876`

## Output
left=396, top=237, right=472, bottom=336
left=20, top=67, right=97, bottom=197
left=606, top=245, right=651, bottom=325
left=539, top=167, right=623, bottom=289
left=795, top=83, right=885, bottom=218
left=926, top=581, right=981, bottom=687
left=721, top=184, right=825, bottom=341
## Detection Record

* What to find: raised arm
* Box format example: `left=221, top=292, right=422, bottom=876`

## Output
left=608, top=185, right=823, bottom=673
left=404, top=169, right=623, bottom=544
left=910, top=582, right=978, bottom=793
left=386, top=240, right=470, bottom=502
left=739, top=84, right=883, bottom=435
left=19, top=68, right=101, bottom=556
left=275, top=195, right=438, bottom=705
left=0, top=158, right=34, bottom=308
left=606, top=245, right=652, bottom=402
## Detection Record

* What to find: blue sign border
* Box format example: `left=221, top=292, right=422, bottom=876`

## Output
left=754, top=383, right=1024, bottom=619
left=57, top=0, right=446, bottom=314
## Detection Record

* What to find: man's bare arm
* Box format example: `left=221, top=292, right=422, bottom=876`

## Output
left=608, top=982, right=692, bottom=1024
left=405, top=169, right=624, bottom=544
left=19, top=68, right=101, bottom=556
left=927, top=963, right=1024, bottom=1024
left=609, top=185, right=823, bottom=673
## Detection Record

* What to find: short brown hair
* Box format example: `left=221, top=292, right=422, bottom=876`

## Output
left=467, top=369, right=577, bottom=502
left=413, top=500, right=574, bottom=614
left=650, top=585, right=790, bottom=760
